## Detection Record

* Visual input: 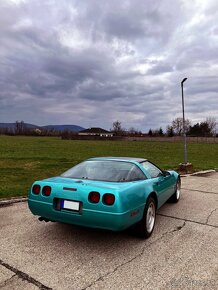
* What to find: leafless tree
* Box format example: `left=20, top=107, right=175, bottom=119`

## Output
left=15, top=120, right=25, bottom=134
left=172, top=117, right=191, bottom=136
left=128, top=127, right=142, bottom=135
left=206, top=117, right=217, bottom=136
left=112, top=120, right=125, bottom=135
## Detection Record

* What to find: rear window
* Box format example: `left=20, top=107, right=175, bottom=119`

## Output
left=61, top=160, right=146, bottom=182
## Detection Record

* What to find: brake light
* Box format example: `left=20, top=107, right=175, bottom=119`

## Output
left=103, top=194, right=115, bottom=205
left=32, top=184, right=41, bottom=194
left=88, top=191, right=100, bottom=203
left=42, top=186, right=51, bottom=196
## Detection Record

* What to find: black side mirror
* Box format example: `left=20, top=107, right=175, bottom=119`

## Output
left=162, top=170, right=170, bottom=177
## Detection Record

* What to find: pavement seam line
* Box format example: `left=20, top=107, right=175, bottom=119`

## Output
left=182, top=188, right=218, bottom=195
left=206, top=208, right=218, bottom=224
left=0, top=259, right=52, bottom=290
left=82, top=222, right=186, bottom=290
left=157, top=213, right=218, bottom=228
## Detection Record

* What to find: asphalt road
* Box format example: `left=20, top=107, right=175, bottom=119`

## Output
left=0, top=173, right=218, bottom=290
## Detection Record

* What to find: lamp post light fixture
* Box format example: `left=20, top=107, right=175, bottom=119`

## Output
left=181, top=77, right=187, bottom=164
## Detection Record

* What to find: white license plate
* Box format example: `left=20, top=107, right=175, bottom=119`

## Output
left=62, top=200, right=80, bottom=211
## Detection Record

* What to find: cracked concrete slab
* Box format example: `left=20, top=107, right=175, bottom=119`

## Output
left=182, top=172, right=218, bottom=194
left=0, top=275, right=39, bottom=290
left=0, top=173, right=217, bottom=289
left=206, top=208, right=218, bottom=227
left=0, top=259, right=52, bottom=290
left=87, top=223, right=218, bottom=290
left=0, top=265, right=14, bottom=284
left=158, top=189, right=218, bottom=227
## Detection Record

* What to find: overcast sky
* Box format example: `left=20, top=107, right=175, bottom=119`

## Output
left=0, top=0, right=217, bottom=131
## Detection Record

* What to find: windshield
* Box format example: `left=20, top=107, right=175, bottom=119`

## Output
left=61, top=160, right=146, bottom=182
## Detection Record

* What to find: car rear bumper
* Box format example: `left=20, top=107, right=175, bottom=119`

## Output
left=28, top=199, right=143, bottom=231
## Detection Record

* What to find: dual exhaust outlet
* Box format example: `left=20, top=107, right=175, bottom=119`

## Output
left=38, top=217, right=54, bottom=222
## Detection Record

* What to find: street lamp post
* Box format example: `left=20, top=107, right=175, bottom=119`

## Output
left=181, top=77, right=187, bottom=164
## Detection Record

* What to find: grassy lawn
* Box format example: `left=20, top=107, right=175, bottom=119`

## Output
left=0, top=135, right=217, bottom=199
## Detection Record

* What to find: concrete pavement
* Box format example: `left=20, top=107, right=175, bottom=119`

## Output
left=0, top=173, right=217, bottom=289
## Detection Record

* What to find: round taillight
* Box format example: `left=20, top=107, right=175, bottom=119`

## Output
left=32, top=184, right=41, bottom=195
left=42, top=186, right=51, bottom=196
left=103, top=194, right=115, bottom=206
left=89, top=191, right=100, bottom=203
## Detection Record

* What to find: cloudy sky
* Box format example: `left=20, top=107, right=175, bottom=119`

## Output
left=0, top=0, right=218, bottom=131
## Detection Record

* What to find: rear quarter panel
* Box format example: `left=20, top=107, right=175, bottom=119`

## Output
left=117, top=179, right=157, bottom=224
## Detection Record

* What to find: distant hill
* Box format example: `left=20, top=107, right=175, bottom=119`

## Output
left=0, top=123, right=39, bottom=129
left=0, top=123, right=85, bottom=132
left=41, top=125, right=85, bottom=132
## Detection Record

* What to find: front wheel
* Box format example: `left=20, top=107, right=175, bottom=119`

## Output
left=134, top=197, right=156, bottom=239
left=169, top=178, right=181, bottom=203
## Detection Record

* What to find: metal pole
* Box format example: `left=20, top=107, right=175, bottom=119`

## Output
left=181, top=78, right=187, bottom=164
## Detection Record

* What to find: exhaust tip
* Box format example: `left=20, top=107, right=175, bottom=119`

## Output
left=38, top=217, right=50, bottom=222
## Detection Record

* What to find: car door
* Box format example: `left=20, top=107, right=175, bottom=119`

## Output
left=153, top=173, right=175, bottom=206
left=141, top=161, right=174, bottom=207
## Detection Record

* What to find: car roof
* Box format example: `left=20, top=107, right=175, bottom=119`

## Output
left=88, top=157, right=147, bottom=163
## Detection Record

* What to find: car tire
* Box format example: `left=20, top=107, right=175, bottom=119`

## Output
left=169, top=178, right=181, bottom=203
left=134, top=196, right=156, bottom=239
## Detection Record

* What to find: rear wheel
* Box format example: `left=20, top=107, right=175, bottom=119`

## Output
left=134, top=197, right=156, bottom=239
left=169, top=178, right=181, bottom=203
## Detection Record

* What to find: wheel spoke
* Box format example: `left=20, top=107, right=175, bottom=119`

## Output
left=146, top=202, right=155, bottom=233
left=176, top=181, right=181, bottom=199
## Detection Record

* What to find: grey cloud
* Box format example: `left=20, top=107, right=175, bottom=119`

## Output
left=147, top=62, right=174, bottom=75
left=76, top=0, right=185, bottom=42
left=188, top=77, right=218, bottom=95
left=0, top=0, right=217, bottom=131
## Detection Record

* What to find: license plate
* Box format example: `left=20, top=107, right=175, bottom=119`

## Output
left=61, top=200, right=80, bottom=211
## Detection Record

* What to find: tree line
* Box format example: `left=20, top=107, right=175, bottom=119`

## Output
left=112, top=117, right=217, bottom=137
left=150, top=117, right=217, bottom=137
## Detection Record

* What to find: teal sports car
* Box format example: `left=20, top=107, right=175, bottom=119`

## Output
left=28, top=157, right=181, bottom=238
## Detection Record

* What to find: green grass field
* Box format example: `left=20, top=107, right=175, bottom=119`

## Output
left=0, top=135, right=217, bottom=199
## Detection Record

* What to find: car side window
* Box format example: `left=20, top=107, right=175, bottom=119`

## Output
left=142, top=161, right=162, bottom=178
left=126, top=165, right=147, bottom=181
